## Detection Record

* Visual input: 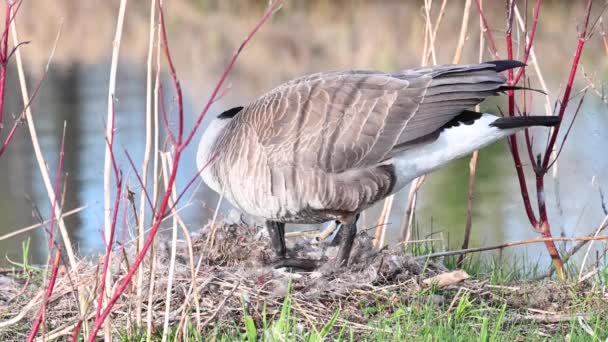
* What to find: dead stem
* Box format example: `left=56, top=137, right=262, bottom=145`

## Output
left=458, top=150, right=478, bottom=268
left=418, top=234, right=608, bottom=260
left=0, top=206, right=86, bottom=241
left=578, top=214, right=608, bottom=280
left=452, top=0, right=472, bottom=64
left=399, top=175, right=426, bottom=245
left=100, top=1, right=127, bottom=339
left=373, top=195, right=393, bottom=251
left=160, top=152, right=179, bottom=342
left=145, top=237, right=157, bottom=342
left=9, top=1, right=78, bottom=275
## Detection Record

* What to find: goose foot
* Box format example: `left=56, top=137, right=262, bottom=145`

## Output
left=265, top=221, right=321, bottom=271
left=272, top=258, right=322, bottom=272
left=266, top=220, right=286, bottom=258
left=334, top=215, right=359, bottom=268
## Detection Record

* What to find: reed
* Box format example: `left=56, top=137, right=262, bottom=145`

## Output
left=101, top=2, right=127, bottom=338
left=457, top=0, right=483, bottom=268
left=135, top=0, right=157, bottom=327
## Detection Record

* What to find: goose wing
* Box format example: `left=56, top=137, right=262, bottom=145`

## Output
left=245, top=61, right=515, bottom=173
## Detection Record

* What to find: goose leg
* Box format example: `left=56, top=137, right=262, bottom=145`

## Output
left=267, top=221, right=320, bottom=271
left=266, top=220, right=286, bottom=258
left=335, top=215, right=359, bottom=268
left=329, top=221, right=343, bottom=246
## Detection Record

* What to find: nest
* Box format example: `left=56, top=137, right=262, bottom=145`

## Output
left=0, top=222, right=448, bottom=340
left=2, top=222, right=605, bottom=340
left=147, top=222, right=449, bottom=330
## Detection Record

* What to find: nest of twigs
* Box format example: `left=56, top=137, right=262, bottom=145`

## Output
left=148, top=222, right=450, bottom=330
left=1, top=222, right=606, bottom=340
left=0, top=222, right=448, bottom=340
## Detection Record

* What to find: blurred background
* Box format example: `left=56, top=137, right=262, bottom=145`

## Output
left=0, top=1, right=606, bottom=268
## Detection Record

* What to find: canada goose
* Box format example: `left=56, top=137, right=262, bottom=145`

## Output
left=197, top=60, right=559, bottom=269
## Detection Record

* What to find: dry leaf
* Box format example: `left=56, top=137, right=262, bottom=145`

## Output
left=422, top=270, right=470, bottom=288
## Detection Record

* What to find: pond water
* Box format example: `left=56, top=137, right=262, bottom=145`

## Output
left=0, top=1, right=606, bottom=268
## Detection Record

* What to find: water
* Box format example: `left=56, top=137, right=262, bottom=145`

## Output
left=0, top=1, right=607, bottom=267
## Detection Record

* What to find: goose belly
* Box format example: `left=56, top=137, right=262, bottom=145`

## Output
left=222, top=167, right=382, bottom=224
left=211, top=165, right=317, bottom=223
left=390, top=113, right=514, bottom=192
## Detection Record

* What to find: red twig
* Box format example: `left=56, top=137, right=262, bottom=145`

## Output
left=1, top=1, right=62, bottom=160
left=47, top=123, right=67, bottom=250
left=166, top=151, right=219, bottom=215
left=86, top=2, right=281, bottom=339
left=502, top=0, right=571, bottom=278
left=0, top=0, right=22, bottom=49
left=124, top=149, right=154, bottom=210
left=0, top=119, right=19, bottom=157
left=473, top=0, right=499, bottom=58
left=158, top=83, right=177, bottom=147
left=71, top=320, right=82, bottom=342
left=0, top=1, right=12, bottom=130
left=513, top=0, right=542, bottom=84
left=26, top=249, right=61, bottom=342
left=181, top=0, right=283, bottom=149
left=504, top=0, right=539, bottom=228
left=157, top=7, right=184, bottom=145
left=26, top=119, right=68, bottom=341
left=0, top=60, right=55, bottom=157
left=506, top=0, right=596, bottom=279
left=541, top=0, right=592, bottom=170
left=546, top=90, right=586, bottom=170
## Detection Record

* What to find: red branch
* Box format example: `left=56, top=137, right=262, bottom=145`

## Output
left=27, top=119, right=68, bottom=341
left=0, top=119, right=19, bottom=157
left=505, top=0, right=540, bottom=228
left=70, top=320, right=82, bottom=342
left=502, top=0, right=595, bottom=279
left=0, top=2, right=58, bottom=159
left=47, top=124, right=67, bottom=250
left=541, top=14, right=590, bottom=170
left=0, top=1, right=11, bottom=132
left=94, top=102, right=123, bottom=323
left=166, top=151, right=219, bottom=215
left=181, top=1, right=282, bottom=149
left=473, top=0, right=499, bottom=58
left=86, top=2, right=281, bottom=339
left=26, top=250, right=62, bottom=342
left=513, top=0, right=542, bottom=84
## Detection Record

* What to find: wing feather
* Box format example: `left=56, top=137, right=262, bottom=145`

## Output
left=241, top=62, right=509, bottom=173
